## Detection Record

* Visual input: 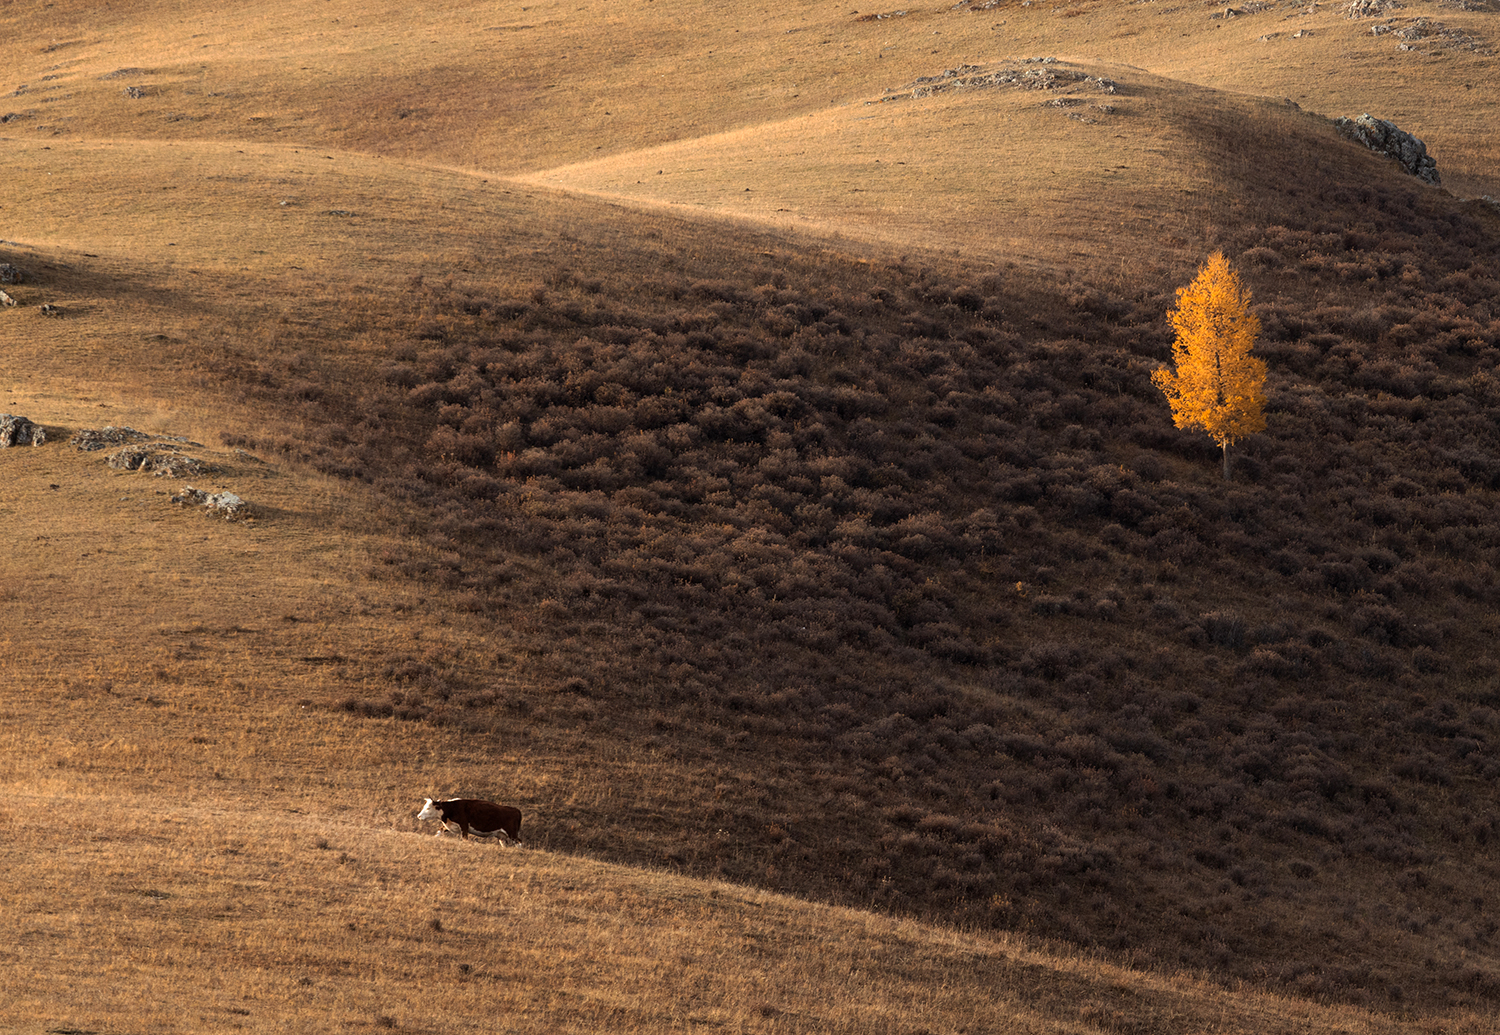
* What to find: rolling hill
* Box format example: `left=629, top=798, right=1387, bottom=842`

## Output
left=3, top=0, right=1500, bottom=1031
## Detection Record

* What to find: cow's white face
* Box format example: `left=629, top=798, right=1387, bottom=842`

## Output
left=417, top=798, right=442, bottom=822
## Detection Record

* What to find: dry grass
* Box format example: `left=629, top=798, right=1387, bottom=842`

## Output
left=516, top=60, right=1336, bottom=278
left=3, top=0, right=1500, bottom=1030
left=5, top=0, right=1494, bottom=256
left=1, top=782, right=1470, bottom=1035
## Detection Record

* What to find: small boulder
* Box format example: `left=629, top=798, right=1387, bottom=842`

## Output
left=105, top=444, right=157, bottom=470
left=172, top=486, right=251, bottom=520
left=0, top=263, right=22, bottom=285
left=0, top=413, right=45, bottom=447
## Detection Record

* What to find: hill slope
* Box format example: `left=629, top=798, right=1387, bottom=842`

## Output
left=3, top=783, right=1439, bottom=1035
left=3, top=0, right=1500, bottom=1027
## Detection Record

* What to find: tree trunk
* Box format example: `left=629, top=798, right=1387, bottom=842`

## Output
left=1222, top=440, right=1231, bottom=481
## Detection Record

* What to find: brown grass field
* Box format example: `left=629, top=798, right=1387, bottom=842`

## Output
left=3, top=0, right=1500, bottom=1031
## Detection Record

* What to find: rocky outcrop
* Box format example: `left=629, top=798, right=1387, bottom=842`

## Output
left=0, top=263, right=22, bottom=285
left=1345, top=0, right=1401, bottom=18
left=1335, top=113, right=1440, bottom=184
left=71, top=426, right=152, bottom=451
left=70, top=427, right=252, bottom=516
left=0, top=413, right=45, bottom=446
left=171, top=486, right=250, bottom=520
left=874, top=60, right=1120, bottom=104
left=106, top=443, right=212, bottom=477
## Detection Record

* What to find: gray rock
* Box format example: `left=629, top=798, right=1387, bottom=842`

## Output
left=0, top=263, right=22, bottom=284
left=0, top=413, right=46, bottom=447
left=1345, top=0, right=1401, bottom=17
left=877, top=61, right=1123, bottom=105
left=72, top=426, right=151, bottom=451
left=172, top=486, right=250, bottom=520
left=106, top=443, right=212, bottom=477
left=1334, top=113, right=1440, bottom=184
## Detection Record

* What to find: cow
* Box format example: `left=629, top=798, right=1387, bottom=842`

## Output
left=417, top=797, right=523, bottom=845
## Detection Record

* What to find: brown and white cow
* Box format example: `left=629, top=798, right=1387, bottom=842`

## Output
left=417, top=797, right=523, bottom=845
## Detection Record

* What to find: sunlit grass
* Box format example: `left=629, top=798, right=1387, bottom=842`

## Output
left=0, top=784, right=1457, bottom=1035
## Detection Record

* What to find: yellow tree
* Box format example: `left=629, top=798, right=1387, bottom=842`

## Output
left=1151, top=252, right=1267, bottom=480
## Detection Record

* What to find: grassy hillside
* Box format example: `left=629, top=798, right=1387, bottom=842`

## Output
left=4, top=784, right=1446, bottom=1035
left=3, top=0, right=1500, bottom=1029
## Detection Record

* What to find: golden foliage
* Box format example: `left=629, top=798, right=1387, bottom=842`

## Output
left=1151, top=252, right=1267, bottom=476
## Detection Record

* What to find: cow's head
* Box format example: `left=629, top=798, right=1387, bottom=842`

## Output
left=417, top=798, right=443, bottom=822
